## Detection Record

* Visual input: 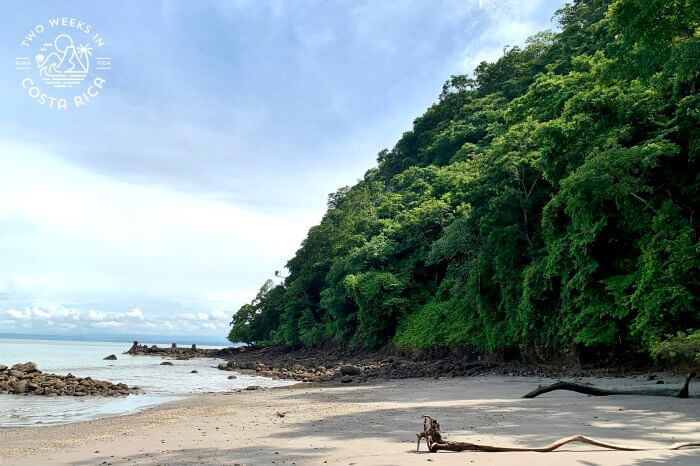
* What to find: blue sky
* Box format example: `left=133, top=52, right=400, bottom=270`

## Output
left=0, top=0, right=565, bottom=338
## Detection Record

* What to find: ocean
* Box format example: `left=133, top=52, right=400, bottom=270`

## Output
left=0, top=337, right=293, bottom=427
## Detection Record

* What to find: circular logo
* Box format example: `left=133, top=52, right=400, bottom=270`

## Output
left=16, top=17, right=111, bottom=110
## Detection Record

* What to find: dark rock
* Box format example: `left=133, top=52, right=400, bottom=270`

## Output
left=0, top=364, right=7, bottom=372
left=245, top=385, right=261, bottom=390
left=228, top=375, right=237, bottom=379
left=656, top=380, right=665, bottom=384
left=11, top=362, right=39, bottom=373
left=160, top=361, right=174, bottom=366
left=0, top=362, right=137, bottom=397
left=103, top=354, right=118, bottom=360
left=339, top=364, right=360, bottom=376
left=340, top=375, right=353, bottom=383
left=191, top=370, right=199, bottom=373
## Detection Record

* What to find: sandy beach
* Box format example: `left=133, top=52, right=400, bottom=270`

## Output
left=0, top=375, right=698, bottom=465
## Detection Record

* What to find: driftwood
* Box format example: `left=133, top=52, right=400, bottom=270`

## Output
left=523, top=372, right=696, bottom=399
left=416, top=416, right=700, bottom=453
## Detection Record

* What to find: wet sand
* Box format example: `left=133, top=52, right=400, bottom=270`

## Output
left=1, top=375, right=698, bottom=465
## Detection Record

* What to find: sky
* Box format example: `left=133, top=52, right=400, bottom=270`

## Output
left=0, top=0, right=565, bottom=338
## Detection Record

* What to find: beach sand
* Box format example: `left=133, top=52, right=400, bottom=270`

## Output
left=1, top=375, right=698, bottom=465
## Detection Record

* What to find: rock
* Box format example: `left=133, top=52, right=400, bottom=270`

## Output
left=191, top=370, right=199, bottom=373
left=339, top=364, right=360, bottom=376
left=340, top=375, right=353, bottom=383
left=11, top=362, right=39, bottom=374
left=0, top=364, right=7, bottom=372
left=0, top=361, right=138, bottom=397
left=15, top=380, right=28, bottom=393
left=245, top=385, right=261, bottom=390
left=160, top=361, right=174, bottom=366
left=656, top=380, right=665, bottom=384
left=228, top=375, right=237, bottom=379
left=103, top=354, right=118, bottom=360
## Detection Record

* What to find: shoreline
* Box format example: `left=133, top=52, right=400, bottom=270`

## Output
left=1, top=375, right=698, bottom=465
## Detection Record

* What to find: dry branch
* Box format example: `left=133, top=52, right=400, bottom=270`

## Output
left=416, top=416, right=700, bottom=453
left=523, top=372, right=696, bottom=399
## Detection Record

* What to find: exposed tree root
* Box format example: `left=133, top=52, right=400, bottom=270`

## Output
left=416, top=416, right=700, bottom=453
left=523, top=372, right=696, bottom=399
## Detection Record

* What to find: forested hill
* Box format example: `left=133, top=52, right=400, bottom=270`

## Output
left=230, top=0, right=700, bottom=364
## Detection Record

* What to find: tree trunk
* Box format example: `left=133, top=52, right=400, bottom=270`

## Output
left=522, top=372, right=696, bottom=399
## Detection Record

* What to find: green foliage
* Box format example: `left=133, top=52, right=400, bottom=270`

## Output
left=651, top=330, right=700, bottom=372
left=230, top=0, right=700, bottom=360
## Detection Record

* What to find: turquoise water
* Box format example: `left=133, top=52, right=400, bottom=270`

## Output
left=0, top=338, right=293, bottom=427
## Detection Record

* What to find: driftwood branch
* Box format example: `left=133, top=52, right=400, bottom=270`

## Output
left=416, top=416, right=700, bottom=453
left=523, top=372, right=696, bottom=399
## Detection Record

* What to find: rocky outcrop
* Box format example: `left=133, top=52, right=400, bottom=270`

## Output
left=103, top=354, right=118, bottom=360
left=0, top=362, right=138, bottom=396
left=219, top=360, right=340, bottom=383
left=125, top=341, right=226, bottom=359
left=213, top=344, right=497, bottom=383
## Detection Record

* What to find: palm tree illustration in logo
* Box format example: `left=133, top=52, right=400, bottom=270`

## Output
left=38, top=33, right=91, bottom=88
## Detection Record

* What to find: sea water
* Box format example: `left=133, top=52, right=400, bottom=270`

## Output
left=0, top=338, right=294, bottom=427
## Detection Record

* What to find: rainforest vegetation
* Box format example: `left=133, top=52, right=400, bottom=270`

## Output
left=229, top=0, right=700, bottom=363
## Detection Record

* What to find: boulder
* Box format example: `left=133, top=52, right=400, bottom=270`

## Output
left=339, top=364, right=360, bottom=376
left=103, top=354, right=118, bottom=360
left=11, top=362, right=39, bottom=374
left=340, top=375, right=353, bottom=383
left=245, top=385, right=261, bottom=390
left=0, top=364, right=7, bottom=372
left=160, top=361, right=174, bottom=366
left=228, top=375, right=237, bottom=379
left=191, top=370, right=199, bottom=373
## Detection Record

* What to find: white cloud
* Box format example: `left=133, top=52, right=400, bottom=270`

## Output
left=2, top=305, right=232, bottom=335
left=462, top=0, right=560, bottom=74
left=209, top=310, right=228, bottom=321
left=0, top=141, right=321, bottom=336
